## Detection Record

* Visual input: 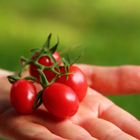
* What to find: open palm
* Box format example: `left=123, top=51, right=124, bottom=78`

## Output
left=0, top=65, right=140, bottom=140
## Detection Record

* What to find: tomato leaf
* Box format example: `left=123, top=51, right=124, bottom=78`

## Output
left=49, top=37, right=59, bottom=54
left=70, top=54, right=81, bottom=65
left=32, top=90, right=43, bottom=110
left=62, top=58, right=70, bottom=80
left=43, top=33, right=52, bottom=49
left=7, top=75, right=20, bottom=84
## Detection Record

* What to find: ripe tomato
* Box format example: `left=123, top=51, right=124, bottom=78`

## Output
left=10, top=80, right=37, bottom=114
left=57, top=65, right=88, bottom=101
left=42, top=83, right=79, bottom=118
left=30, top=52, right=61, bottom=82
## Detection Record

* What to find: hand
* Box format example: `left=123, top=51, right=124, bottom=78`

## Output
left=0, top=65, right=140, bottom=140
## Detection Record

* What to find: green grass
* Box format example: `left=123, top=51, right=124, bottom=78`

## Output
left=0, top=0, right=140, bottom=139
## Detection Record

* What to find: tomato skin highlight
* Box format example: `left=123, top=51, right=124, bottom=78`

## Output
left=57, top=65, right=88, bottom=101
left=30, top=52, right=61, bottom=82
left=10, top=80, right=37, bottom=114
left=42, top=83, right=79, bottom=118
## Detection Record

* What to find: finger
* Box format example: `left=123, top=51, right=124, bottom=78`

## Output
left=77, top=64, right=140, bottom=95
left=0, top=109, right=66, bottom=140
left=5, top=122, right=65, bottom=140
left=81, top=117, right=137, bottom=140
left=100, top=103, right=140, bottom=139
left=85, top=88, right=140, bottom=139
left=0, top=75, right=12, bottom=94
left=10, top=123, right=66, bottom=140
left=50, top=121, right=96, bottom=140
left=32, top=110, right=97, bottom=140
left=0, top=69, right=13, bottom=77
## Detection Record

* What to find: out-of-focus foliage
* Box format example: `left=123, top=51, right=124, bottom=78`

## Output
left=1, top=0, right=140, bottom=70
left=0, top=0, right=140, bottom=139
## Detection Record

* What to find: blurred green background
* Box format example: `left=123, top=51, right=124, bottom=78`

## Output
left=0, top=0, right=140, bottom=139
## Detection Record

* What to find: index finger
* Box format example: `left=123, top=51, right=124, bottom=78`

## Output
left=77, top=64, right=140, bottom=95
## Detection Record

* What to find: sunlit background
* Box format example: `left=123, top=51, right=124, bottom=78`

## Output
left=0, top=0, right=140, bottom=139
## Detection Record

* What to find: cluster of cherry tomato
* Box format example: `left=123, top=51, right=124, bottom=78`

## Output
left=8, top=34, right=88, bottom=118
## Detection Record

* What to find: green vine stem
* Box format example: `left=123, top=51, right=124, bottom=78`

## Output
left=8, top=33, right=74, bottom=110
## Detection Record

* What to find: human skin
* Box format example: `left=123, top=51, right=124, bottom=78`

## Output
left=0, top=65, right=140, bottom=140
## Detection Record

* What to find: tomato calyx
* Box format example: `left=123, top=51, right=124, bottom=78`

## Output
left=32, top=90, right=43, bottom=110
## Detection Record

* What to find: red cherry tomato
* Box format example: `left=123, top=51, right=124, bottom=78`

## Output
left=38, top=52, right=61, bottom=66
left=42, top=83, right=79, bottom=118
left=30, top=52, right=61, bottom=82
left=57, top=65, right=88, bottom=101
left=10, top=80, right=37, bottom=114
